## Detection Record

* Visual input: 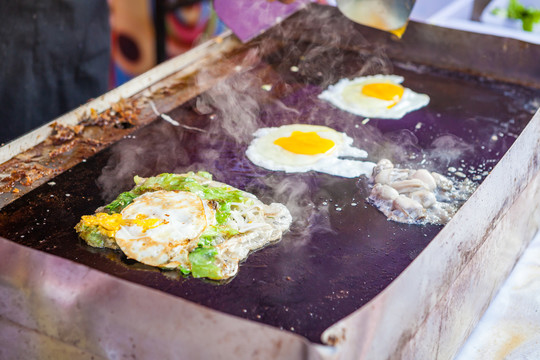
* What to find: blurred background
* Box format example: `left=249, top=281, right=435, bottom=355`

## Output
left=110, top=0, right=539, bottom=87
left=1, top=0, right=536, bottom=144
left=109, top=0, right=227, bottom=87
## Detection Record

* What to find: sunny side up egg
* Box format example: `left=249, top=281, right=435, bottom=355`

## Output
left=246, top=124, right=375, bottom=178
left=318, top=75, right=430, bottom=119
left=113, top=190, right=215, bottom=268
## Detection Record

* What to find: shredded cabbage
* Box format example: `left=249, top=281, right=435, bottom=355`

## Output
left=189, top=247, right=222, bottom=279
left=105, top=172, right=246, bottom=224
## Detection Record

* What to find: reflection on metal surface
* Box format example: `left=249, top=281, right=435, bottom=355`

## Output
left=0, top=238, right=316, bottom=359
left=456, top=229, right=540, bottom=358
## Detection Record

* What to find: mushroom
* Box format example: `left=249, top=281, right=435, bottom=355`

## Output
left=410, top=190, right=437, bottom=208
left=393, top=195, right=424, bottom=220
left=370, top=183, right=399, bottom=201
left=390, top=179, right=428, bottom=194
left=374, top=168, right=409, bottom=185
left=410, top=169, right=437, bottom=191
left=431, top=172, right=453, bottom=191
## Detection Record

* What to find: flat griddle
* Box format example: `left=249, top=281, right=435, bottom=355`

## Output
left=1, top=4, right=540, bottom=356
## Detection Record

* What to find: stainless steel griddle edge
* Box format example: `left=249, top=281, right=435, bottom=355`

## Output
left=1, top=4, right=540, bottom=359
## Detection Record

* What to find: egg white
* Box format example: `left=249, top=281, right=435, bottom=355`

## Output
left=246, top=124, right=375, bottom=178
left=318, top=75, right=430, bottom=119
left=115, top=190, right=215, bottom=267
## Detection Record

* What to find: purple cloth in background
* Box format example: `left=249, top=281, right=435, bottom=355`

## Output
left=214, top=0, right=311, bottom=42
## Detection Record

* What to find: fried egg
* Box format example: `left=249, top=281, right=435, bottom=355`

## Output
left=246, top=124, right=375, bottom=178
left=318, top=75, right=430, bottom=119
left=114, top=190, right=216, bottom=268
left=76, top=172, right=292, bottom=280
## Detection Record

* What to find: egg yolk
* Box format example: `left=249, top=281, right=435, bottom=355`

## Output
left=389, top=23, right=408, bottom=38
left=274, top=131, right=335, bottom=155
left=81, top=212, right=163, bottom=237
left=361, top=82, right=404, bottom=107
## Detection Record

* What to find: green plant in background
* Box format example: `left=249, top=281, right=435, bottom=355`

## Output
left=492, top=0, right=540, bottom=31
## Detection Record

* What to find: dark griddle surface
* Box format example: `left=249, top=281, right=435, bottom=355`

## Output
left=0, top=27, right=538, bottom=343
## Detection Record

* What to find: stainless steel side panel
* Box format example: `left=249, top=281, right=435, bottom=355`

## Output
left=0, top=238, right=325, bottom=360
left=322, top=111, right=540, bottom=359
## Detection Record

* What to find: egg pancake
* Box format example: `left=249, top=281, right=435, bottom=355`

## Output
left=75, top=171, right=292, bottom=280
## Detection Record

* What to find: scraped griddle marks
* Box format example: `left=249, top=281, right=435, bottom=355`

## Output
left=81, top=99, right=141, bottom=128
left=0, top=162, right=59, bottom=193
left=0, top=99, right=142, bottom=196
left=0, top=43, right=264, bottom=205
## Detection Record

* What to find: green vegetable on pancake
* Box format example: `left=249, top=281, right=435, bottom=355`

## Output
left=75, top=171, right=292, bottom=280
left=188, top=247, right=222, bottom=279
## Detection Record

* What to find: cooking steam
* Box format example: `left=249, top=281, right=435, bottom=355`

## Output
left=194, top=50, right=265, bottom=144
left=428, top=134, right=475, bottom=168
left=97, top=5, right=483, bottom=244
